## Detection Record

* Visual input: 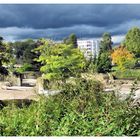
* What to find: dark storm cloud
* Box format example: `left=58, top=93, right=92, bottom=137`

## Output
left=1, top=4, right=140, bottom=29
left=1, top=4, right=140, bottom=42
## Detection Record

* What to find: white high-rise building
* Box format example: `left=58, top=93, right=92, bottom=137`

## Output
left=77, top=39, right=100, bottom=59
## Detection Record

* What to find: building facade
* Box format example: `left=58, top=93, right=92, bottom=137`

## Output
left=77, top=39, right=100, bottom=59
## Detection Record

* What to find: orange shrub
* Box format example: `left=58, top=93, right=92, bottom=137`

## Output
left=111, top=46, right=135, bottom=71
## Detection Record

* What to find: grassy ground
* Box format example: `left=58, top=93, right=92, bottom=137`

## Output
left=112, top=67, right=140, bottom=80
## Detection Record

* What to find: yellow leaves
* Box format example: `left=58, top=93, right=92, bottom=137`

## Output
left=111, top=46, right=135, bottom=71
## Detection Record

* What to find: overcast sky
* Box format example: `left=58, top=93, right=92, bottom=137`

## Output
left=0, top=4, right=140, bottom=43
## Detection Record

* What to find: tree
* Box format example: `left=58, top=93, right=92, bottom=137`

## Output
left=63, top=33, right=78, bottom=48
left=0, top=36, right=12, bottom=75
left=111, top=46, right=135, bottom=71
left=96, top=52, right=112, bottom=73
left=12, top=39, right=40, bottom=71
left=35, top=39, right=86, bottom=81
left=96, top=32, right=112, bottom=73
left=125, top=27, right=140, bottom=57
left=0, top=36, right=3, bottom=45
left=99, top=32, right=113, bottom=53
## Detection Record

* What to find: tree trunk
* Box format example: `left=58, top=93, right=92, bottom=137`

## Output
left=17, top=74, right=23, bottom=86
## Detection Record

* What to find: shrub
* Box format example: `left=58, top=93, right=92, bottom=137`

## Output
left=111, top=46, right=135, bottom=71
left=0, top=78, right=139, bottom=136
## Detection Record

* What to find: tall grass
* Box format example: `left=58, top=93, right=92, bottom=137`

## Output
left=113, top=69, right=140, bottom=80
left=0, top=78, right=140, bottom=136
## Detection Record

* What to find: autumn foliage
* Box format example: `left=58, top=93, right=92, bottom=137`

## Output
left=111, top=46, right=135, bottom=71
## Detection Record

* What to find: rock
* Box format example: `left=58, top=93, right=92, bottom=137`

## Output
left=0, top=82, right=11, bottom=89
left=133, top=89, right=140, bottom=100
left=36, top=77, right=44, bottom=94
left=1, top=86, right=7, bottom=90
left=42, top=90, right=61, bottom=96
left=4, top=82, right=11, bottom=87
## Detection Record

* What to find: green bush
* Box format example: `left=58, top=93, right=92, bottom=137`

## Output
left=0, top=78, right=139, bottom=136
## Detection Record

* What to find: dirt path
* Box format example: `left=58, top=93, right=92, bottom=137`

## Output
left=0, top=87, right=39, bottom=101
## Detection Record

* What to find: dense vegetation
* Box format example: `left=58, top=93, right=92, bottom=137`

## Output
left=0, top=78, right=140, bottom=136
left=110, top=27, right=140, bottom=80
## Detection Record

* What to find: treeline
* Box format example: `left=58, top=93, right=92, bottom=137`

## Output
left=0, top=26, right=140, bottom=80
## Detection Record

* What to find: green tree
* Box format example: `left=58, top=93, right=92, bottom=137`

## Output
left=96, top=52, right=112, bottom=73
left=0, top=36, right=12, bottom=75
left=125, top=27, right=140, bottom=57
left=35, top=39, right=86, bottom=81
left=63, top=33, right=78, bottom=48
left=96, top=32, right=112, bottom=73
left=99, top=32, right=112, bottom=53
left=12, top=39, right=40, bottom=70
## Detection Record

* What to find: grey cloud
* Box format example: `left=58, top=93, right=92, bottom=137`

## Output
left=1, top=4, right=140, bottom=43
left=0, top=4, right=140, bottom=29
